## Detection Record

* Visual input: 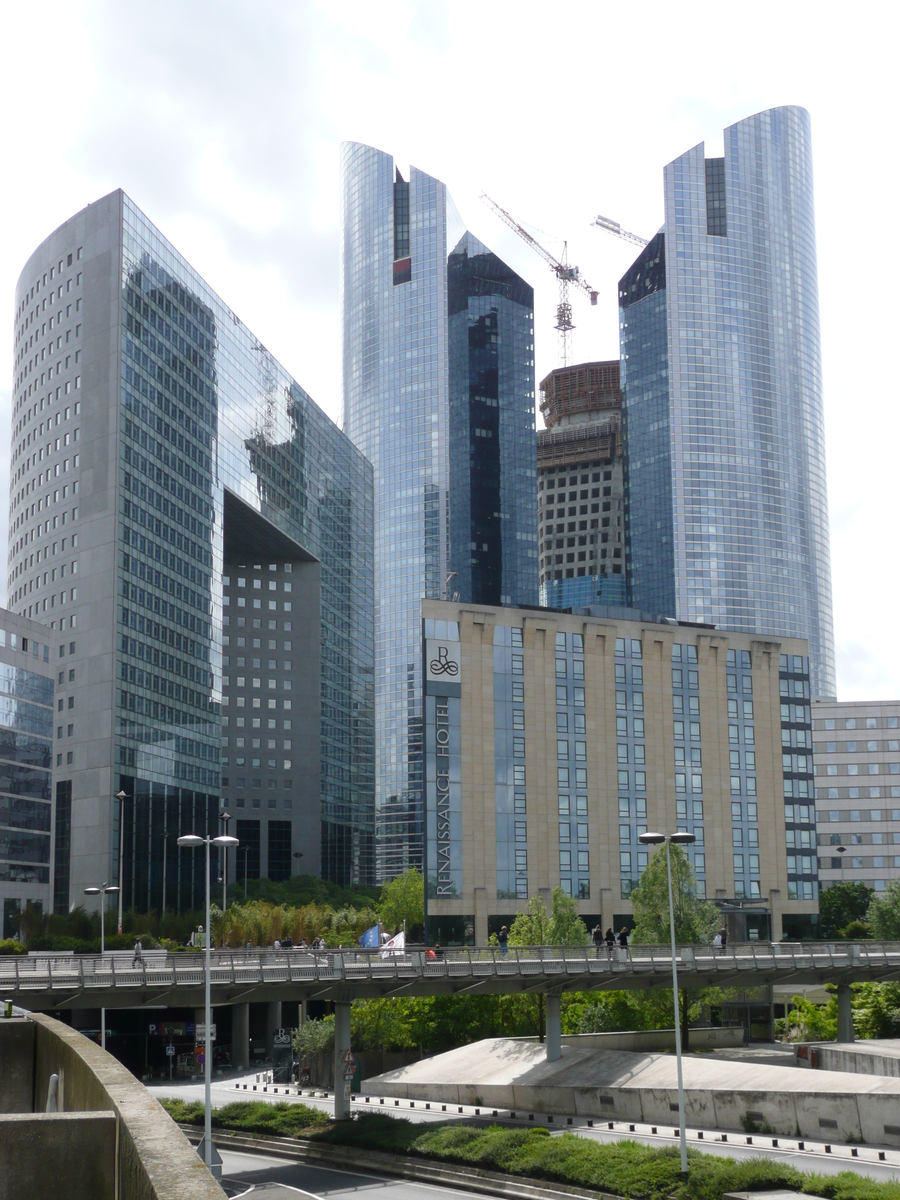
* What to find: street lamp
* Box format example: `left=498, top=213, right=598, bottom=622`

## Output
left=639, top=829, right=696, bottom=1175
left=114, top=790, right=130, bottom=935
left=177, top=830, right=239, bottom=1176
left=84, top=882, right=119, bottom=1051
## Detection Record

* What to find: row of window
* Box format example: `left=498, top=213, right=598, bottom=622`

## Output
left=817, top=716, right=899, bottom=730
left=817, top=740, right=900, bottom=753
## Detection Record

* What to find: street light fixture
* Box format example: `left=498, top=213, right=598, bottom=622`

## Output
left=219, top=811, right=233, bottom=914
left=177, top=830, right=239, bottom=1176
left=639, top=829, right=696, bottom=1175
left=83, top=882, right=119, bottom=1051
left=114, top=790, right=130, bottom=935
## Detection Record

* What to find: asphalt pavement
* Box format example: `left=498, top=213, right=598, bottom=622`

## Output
left=217, top=1147, right=504, bottom=1199
left=151, top=1071, right=900, bottom=1187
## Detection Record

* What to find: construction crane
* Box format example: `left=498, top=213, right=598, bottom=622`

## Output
left=591, top=214, right=649, bottom=249
left=480, top=193, right=598, bottom=367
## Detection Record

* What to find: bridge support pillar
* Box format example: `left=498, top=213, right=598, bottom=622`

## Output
left=266, top=1001, right=282, bottom=1060
left=233, top=1003, right=250, bottom=1071
left=545, top=994, right=561, bottom=1062
left=837, top=984, right=855, bottom=1042
left=333, top=1001, right=352, bottom=1120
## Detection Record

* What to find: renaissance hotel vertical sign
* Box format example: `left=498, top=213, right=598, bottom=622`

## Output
left=425, top=637, right=462, bottom=899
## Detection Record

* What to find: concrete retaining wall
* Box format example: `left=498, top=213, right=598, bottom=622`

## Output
left=0, top=1014, right=225, bottom=1200
left=0, top=1112, right=116, bottom=1200
left=560, top=1027, right=744, bottom=1052
left=796, top=1042, right=900, bottom=1077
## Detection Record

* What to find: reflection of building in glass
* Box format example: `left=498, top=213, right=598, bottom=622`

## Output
left=621, top=107, right=835, bottom=699
left=341, top=143, right=536, bottom=881
left=10, top=191, right=374, bottom=910
left=537, top=362, right=624, bottom=610
left=0, top=616, right=55, bottom=936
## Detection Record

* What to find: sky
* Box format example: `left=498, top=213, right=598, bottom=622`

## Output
left=0, top=0, right=897, bottom=701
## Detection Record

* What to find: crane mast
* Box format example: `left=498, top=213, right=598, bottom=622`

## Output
left=480, top=193, right=598, bottom=367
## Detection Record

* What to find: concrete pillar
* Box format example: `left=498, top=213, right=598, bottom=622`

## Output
left=474, top=888, right=488, bottom=947
left=333, top=1001, right=352, bottom=1120
left=545, top=994, right=561, bottom=1062
left=837, top=984, right=855, bottom=1043
left=233, top=1003, right=250, bottom=1072
left=769, top=888, right=782, bottom=943
left=265, top=1001, right=282, bottom=1060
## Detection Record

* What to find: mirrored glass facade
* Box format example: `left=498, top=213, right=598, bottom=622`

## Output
left=621, top=107, right=835, bottom=698
left=10, top=191, right=374, bottom=909
left=341, top=143, right=536, bottom=882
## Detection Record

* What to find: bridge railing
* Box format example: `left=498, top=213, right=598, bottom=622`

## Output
left=2, top=941, right=899, bottom=993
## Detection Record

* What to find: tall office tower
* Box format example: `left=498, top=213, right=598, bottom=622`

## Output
left=537, top=361, right=624, bottom=609
left=341, top=143, right=537, bottom=881
left=10, top=191, right=375, bottom=912
left=620, top=106, right=835, bottom=698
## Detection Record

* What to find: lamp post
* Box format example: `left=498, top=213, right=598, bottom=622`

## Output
left=219, top=811, right=233, bottom=914
left=177, top=830, right=239, bottom=1175
left=114, top=790, right=130, bottom=935
left=638, top=829, right=696, bottom=1175
left=83, top=882, right=119, bottom=1051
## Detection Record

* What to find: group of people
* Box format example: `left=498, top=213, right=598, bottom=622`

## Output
left=592, top=926, right=630, bottom=956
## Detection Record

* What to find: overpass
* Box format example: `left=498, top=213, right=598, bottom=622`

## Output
left=4, top=941, right=894, bottom=1117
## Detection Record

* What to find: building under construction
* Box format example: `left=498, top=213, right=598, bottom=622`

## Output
left=537, top=361, right=625, bottom=608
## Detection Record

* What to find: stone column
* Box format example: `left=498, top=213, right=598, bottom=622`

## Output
left=233, top=1003, right=250, bottom=1072
left=333, top=1001, right=352, bottom=1120
left=837, top=984, right=855, bottom=1043
left=265, top=1001, right=282, bottom=1059
left=545, top=994, right=562, bottom=1062
left=769, top=888, right=782, bottom=943
left=474, top=887, right=488, bottom=948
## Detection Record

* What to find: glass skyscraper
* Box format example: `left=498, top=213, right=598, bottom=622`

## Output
left=341, top=143, right=537, bottom=881
left=621, top=106, right=835, bottom=698
left=10, top=191, right=374, bottom=910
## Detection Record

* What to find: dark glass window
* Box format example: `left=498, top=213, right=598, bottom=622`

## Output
left=52, top=780, right=72, bottom=914
left=268, top=819, right=292, bottom=882
left=393, top=171, right=411, bottom=284
left=705, top=158, right=727, bottom=237
left=236, top=818, right=260, bottom=883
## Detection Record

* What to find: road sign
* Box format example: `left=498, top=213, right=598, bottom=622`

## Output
left=148, top=1022, right=158, bottom=1035
left=166, top=1044, right=175, bottom=1057
left=196, top=1023, right=217, bottom=1041
left=342, top=1049, right=355, bottom=1063
left=196, top=1050, right=205, bottom=1066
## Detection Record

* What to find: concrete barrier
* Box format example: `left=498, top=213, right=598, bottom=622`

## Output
left=0, top=1112, right=116, bottom=1200
left=560, top=1026, right=744, bottom=1052
left=0, top=1013, right=225, bottom=1200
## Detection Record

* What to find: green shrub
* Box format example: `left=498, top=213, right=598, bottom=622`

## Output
left=0, top=938, right=26, bottom=956
left=160, top=1098, right=328, bottom=1138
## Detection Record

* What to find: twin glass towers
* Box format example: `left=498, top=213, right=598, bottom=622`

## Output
left=340, top=143, right=538, bottom=881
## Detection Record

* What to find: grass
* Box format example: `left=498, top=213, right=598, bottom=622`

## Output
left=162, top=1101, right=900, bottom=1200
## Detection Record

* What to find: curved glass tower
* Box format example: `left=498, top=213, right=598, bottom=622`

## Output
left=621, top=106, right=835, bottom=698
left=341, top=142, right=536, bottom=881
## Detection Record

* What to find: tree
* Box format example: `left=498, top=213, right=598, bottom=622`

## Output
left=378, top=868, right=425, bottom=940
left=507, top=889, right=588, bottom=1042
left=867, top=880, right=900, bottom=940
left=819, top=880, right=873, bottom=938
left=631, top=843, right=720, bottom=946
left=630, top=843, right=720, bottom=1052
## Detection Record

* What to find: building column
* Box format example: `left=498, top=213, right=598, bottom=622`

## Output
left=769, top=888, right=782, bottom=944
left=837, top=985, right=854, bottom=1043
left=545, top=994, right=561, bottom=1062
left=265, top=1001, right=282, bottom=1059
left=474, top=888, right=488, bottom=947
left=333, top=1001, right=352, bottom=1120
left=233, top=1003, right=250, bottom=1072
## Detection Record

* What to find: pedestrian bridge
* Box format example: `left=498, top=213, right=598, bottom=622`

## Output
left=2, top=941, right=898, bottom=1012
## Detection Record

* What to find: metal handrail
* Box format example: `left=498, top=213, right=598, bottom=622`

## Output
left=2, top=940, right=900, bottom=993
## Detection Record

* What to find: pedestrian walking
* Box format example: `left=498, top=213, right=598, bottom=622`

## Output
left=604, top=927, right=616, bottom=956
left=713, top=931, right=722, bottom=951
left=719, top=927, right=728, bottom=956
left=617, top=927, right=629, bottom=961
left=592, top=924, right=603, bottom=957
left=498, top=925, right=509, bottom=958
left=131, top=938, right=143, bottom=968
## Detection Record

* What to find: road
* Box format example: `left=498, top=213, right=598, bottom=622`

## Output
left=217, top=1147, right=493, bottom=1199
left=152, top=1072, right=900, bottom=1186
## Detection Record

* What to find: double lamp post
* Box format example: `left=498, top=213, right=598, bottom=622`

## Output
left=638, top=829, right=696, bottom=1177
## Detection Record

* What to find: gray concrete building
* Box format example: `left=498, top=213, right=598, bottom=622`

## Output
left=812, top=699, right=900, bottom=896
left=9, top=191, right=375, bottom=913
left=0, top=612, right=56, bottom=936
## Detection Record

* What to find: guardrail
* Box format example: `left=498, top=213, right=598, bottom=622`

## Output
left=1, top=940, right=899, bottom=998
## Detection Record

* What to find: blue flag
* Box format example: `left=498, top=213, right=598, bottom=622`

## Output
left=359, top=923, right=380, bottom=948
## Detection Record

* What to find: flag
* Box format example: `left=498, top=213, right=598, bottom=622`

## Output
left=359, top=923, right=380, bottom=949
left=380, top=930, right=405, bottom=958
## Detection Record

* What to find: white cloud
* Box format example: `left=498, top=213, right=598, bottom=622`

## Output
left=0, top=0, right=896, bottom=701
